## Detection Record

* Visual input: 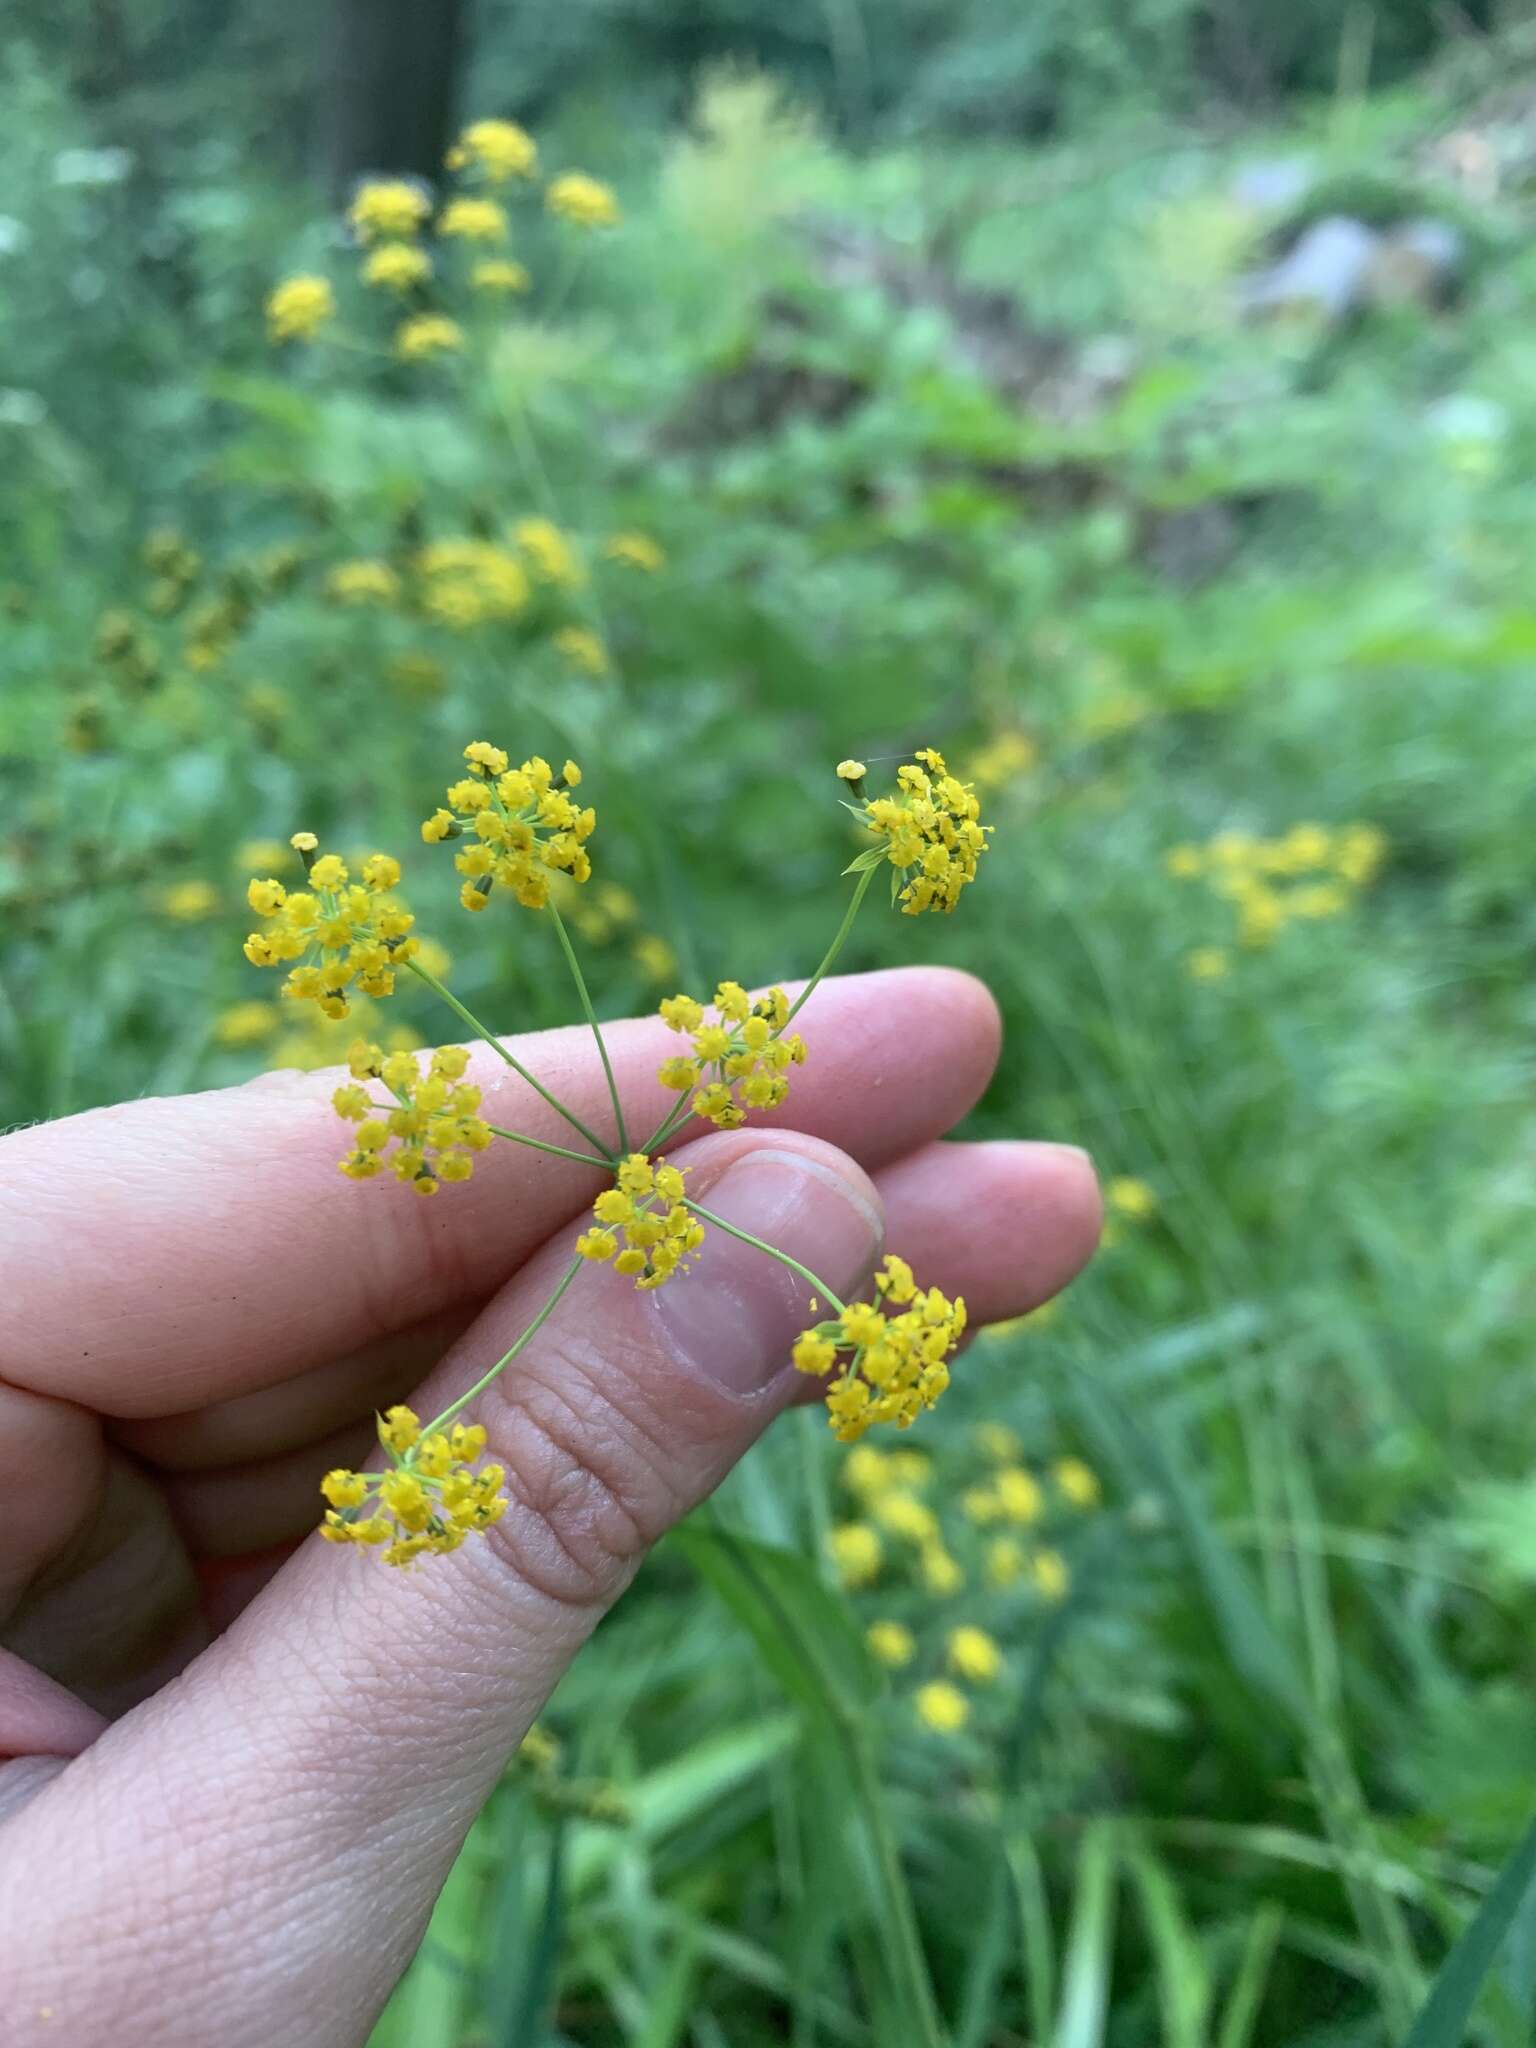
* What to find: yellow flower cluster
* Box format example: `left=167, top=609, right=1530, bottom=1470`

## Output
left=546, top=172, right=621, bottom=227
left=439, top=195, right=509, bottom=243
left=349, top=179, right=432, bottom=243
left=266, top=274, right=335, bottom=342
left=656, top=983, right=808, bottom=1129
left=417, top=538, right=529, bottom=626
left=473, top=258, right=530, bottom=295
left=326, top=559, right=400, bottom=605
left=1165, top=821, right=1387, bottom=957
left=422, top=743, right=596, bottom=911
left=514, top=517, right=585, bottom=588
left=793, top=1256, right=966, bottom=1441
left=856, top=748, right=991, bottom=915
left=397, top=313, right=463, bottom=360
left=575, top=1153, right=707, bottom=1288
left=363, top=242, right=432, bottom=293
left=605, top=531, right=665, bottom=571
left=554, top=625, right=609, bottom=676
left=243, top=840, right=417, bottom=1018
left=446, top=118, right=538, bottom=184
left=319, top=1406, right=507, bottom=1567
left=333, top=1041, right=491, bottom=1193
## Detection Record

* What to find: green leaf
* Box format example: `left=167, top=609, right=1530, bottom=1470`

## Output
left=1404, top=1816, right=1536, bottom=2048
left=1218, top=1904, right=1284, bottom=2048
left=1055, top=1819, right=1120, bottom=2048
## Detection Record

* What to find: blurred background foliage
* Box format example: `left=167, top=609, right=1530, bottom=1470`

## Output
left=8, top=3, right=1536, bottom=2044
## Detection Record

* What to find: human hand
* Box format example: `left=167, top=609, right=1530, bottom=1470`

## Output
left=0, top=967, right=1099, bottom=2045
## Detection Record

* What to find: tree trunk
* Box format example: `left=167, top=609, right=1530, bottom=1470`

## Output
left=323, top=0, right=468, bottom=198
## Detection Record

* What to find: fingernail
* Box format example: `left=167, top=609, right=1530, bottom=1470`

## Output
left=651, top=1147, right=883, bottom=1400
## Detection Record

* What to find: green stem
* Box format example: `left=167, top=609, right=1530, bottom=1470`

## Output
left=848, top=1724, right=950, bottom=2048
left=784, top=863, right=877, bottom=1027
left=546, top=898, right=629, bottom=1155
left=406, top=958, right=615, bottom=1162
left=426, top=1255, right=587, bottom=1437
left=637, top=1094, right=695, bottom=1158
left=485, top=1124, right=610, bottom=1169
left=685, top=1200, right=846, bottom=1314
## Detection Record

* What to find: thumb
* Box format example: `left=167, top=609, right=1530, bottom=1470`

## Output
left=0, top=1130, right=882, bottom=2047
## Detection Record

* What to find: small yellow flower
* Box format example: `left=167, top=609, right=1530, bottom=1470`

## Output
left=914, top=1680, right=969, bottom=1734
left=866, top=1620, right=915, bottom=1668
left=161, top=879, right=219, bottom=921
left=333, top=1042, right=490, bottom=1193
left=795, top=1256, right=966, bottom=1443
left=266, top=275, right=335, bottom=343
left=326, top=559, right=400, bottom=605
left=986, top=1536, right=1026, bottom=1589
left=242, top=843, right=417, bottom=1018
left=1333, top=822, right=1386, bottom=886
left=554, top=625, right=609, bottom=676
left=858, top=747, right=991, bottom=916
left=546, top=172, right=620, bottom=228
left=836, top=759, right=867, bottom=783
left=363, top=241, right=431, bottom=292
left=439, top=196, right=509, bottom=243
left=874, top=1491, right=938, bottom=1544
left=214, top=999, right=279, bottom=1048
left=1054, top=1457, right=1102, bottom=1509
left=1032, top=1549, right=1070, bottom=1603
left=920, top=1544, right=964, bottom=1595
left=513, top=517, right=584, bottom=588
left=446, top=118, right=538, bottom=184
left=1187, top=946, right=1230, bottom=981
left=417, top=538, right=529, bottom=626
left=948, top=1625, right=1003, bottom=1684
left=319, top=1406, right=508, bottom=1565
left=830, top=1522, right=882, bottom=1589
left=656, top=981, right=807, bottom=1129
left=471, top=257, right=531, bottom=295
left=421, top=743, right=595, bottom=909
left=397, top=314, right=464, bottom=360
left=604, top=531, right=665, bottom=571
left=1107, top=1176, right=1157, bottom=1221
left=574, top=1154, right=706, bottom=1289
left=975, top=1421, right=1022, bottom=1462
left=996, top=1467, right=1043, bottom=1524
left=349, top=179, right=431, bottom=243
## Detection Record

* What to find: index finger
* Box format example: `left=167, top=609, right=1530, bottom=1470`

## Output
left=0, top=967, right=1001, bottom=1416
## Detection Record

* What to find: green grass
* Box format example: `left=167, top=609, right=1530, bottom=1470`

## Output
left=8, top=40, right=1536, bottom=2048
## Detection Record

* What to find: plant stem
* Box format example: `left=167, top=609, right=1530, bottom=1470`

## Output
left=784, top=863, right=877, bottom=1027
left=546, top=898, right=629, bottom=1155
left=426, top=1255, right=587, bottom=1436
left=485, top=1124, right=611, bottom=1169
left=685, top=1200, right=846, bottom=1313
left=847, top=1723, right=950, bottom=2048
left=406, top=958, right=615, bottom=1162
left=637, top=1094, right=694, bottom=1158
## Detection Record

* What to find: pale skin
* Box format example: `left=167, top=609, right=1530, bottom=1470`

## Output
left=0, top=966, right=1101, bottom=2044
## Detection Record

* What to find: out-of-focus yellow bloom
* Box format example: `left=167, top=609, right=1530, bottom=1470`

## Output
left=604, top=531, right=665, bottom=571
left=632, top=933, right=677, bottom=982
left=996, top=1467, right=1043, bottom=1524
left=266, top=275, right=335, bottom=343
left=472, top=257, right=530, bottom=294
left=968, top=730, right=1037, bottom=790
left=547, top=172, right=621, bottom=227
left=349, top=180, right=431, bottom=243
left=234, top=838, right=293, bottom=876
left=873, top=1491, right=939, bottom=1544
left=1053, top=1457, right=1102, bottom=1509
left=1032, top=1549, right=1070, bottom=1603
left=554, top=626, right=609, bottom=676
left=986, top=1536, right=1026, bottom=1588
left=1187, top=946, right=1230, bottom=981
left=447, top=119, right=538, bottom=184
left=948, top=1625, right=1003, bottom=1684
left=920, top=1544, right=964, bottom=1595
left=1107, top=1176, right=1157, bottom=1221
left=1165, top=844, right=1204, bottom=879
left=439, top=196, right=509, bottom=243
left=514, top=517, right=585, bottom=588
left=830, top=1522, right=882, bottom=1588
left=866, top=1620, right=915, bottom=1668
left=363, top=242, right=431, bottom=292
left=215, top=1000, right=279, bottom=1048
left=397, top=314, right=463, bottom=360
left=161, top=879, right=219, bottom=921
left=417, top=539, right=528, bottom=626
left=326, top=559, right=400, bottom=605
left=914, top=1680, right=969, bottom=1733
